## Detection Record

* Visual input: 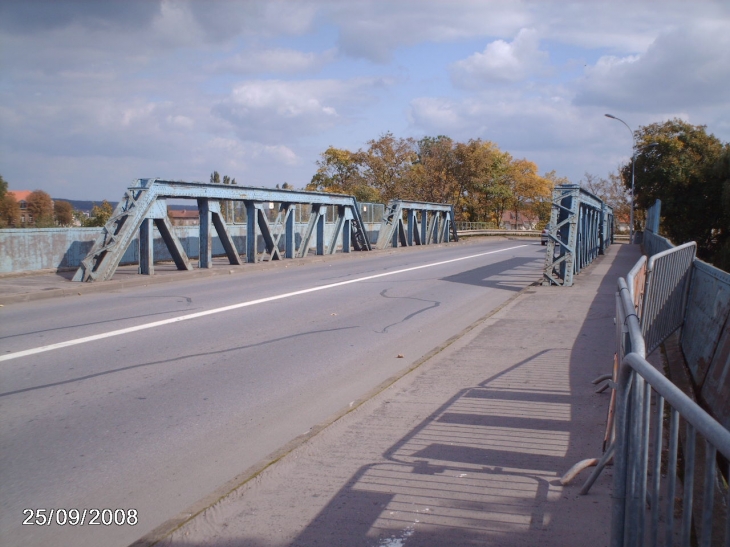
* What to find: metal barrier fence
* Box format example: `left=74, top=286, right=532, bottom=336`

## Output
left=642, top=199, right=730, bottom=432
left=613, top=349, right=730, bottom=547
left=611, top=272, right=730, bottom=547
left=641, top=242, right=696, bottom=355
left=542, top=184, right=613, bottom=286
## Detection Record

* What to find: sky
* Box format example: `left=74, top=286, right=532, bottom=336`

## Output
left=1, top=0, right=729, bottom=201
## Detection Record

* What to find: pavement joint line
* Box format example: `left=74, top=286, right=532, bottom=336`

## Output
left=0, top=244, right=528, bottom=363
left=127, top=275, right=542, bottom=547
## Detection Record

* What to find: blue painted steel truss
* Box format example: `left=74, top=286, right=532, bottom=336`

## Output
left=542, top=185, right=613, bottom=286
left=376, top=200, right=458, bottom=250
left=73, top=179, right=371, bottom=282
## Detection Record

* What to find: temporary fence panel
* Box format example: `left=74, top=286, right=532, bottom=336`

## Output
left=376, top=200, right=458, bottom=250
left=74, top=179, right=371, bottom=282
left=612, top=352, right=730, bottom=547
left=610, top=273, right=730, bottom=547
left=640, top=242, right=696, bottom=355
left=542, top=185, right=613, bottom=287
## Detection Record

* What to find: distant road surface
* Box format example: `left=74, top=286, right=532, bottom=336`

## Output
left=0, top=239, right=545, bottom=547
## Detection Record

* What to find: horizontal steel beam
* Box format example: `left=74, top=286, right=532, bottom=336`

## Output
left=138, top=179, right=361, bottom=206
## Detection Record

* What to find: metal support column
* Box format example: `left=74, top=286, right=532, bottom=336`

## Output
left=139, top=218, right=154, bottom=275
left=198, top=198, right=213, bottom=269
left=245, top=201, right=257, bottom=263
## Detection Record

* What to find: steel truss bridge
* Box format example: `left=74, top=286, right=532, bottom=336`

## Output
left=376, top=200, right=458, bottom=250
left=542, top=184, right=614, bottom=287
left=74, top=179, right=457, bottom=283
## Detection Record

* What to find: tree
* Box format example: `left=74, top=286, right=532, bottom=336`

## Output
left=0, top=174, right=20, bottom=227
left=360, top=132, right=417, bottom=202
left=54, top=200, right=74, bottom=226
left=627, top=119, right=726, bottom=265
left=453, top=139, right=510, bottom=223
left=0, top=191, right=20, bottom=228
left=708, top=145, right=730, bottom=271
left=504, top=158, right=545, bottom=227
left=580, top=171, right=630, bottom=225
left=26, top=190, right=54, bottom=227
left=84, top=200, right=114, bottom=227
left=209, top=171, right=236, bottom=221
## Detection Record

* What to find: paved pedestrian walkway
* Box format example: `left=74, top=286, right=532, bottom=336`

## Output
left=123, top=242, right=641, bottom=547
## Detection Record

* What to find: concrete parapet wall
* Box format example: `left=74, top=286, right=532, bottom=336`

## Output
left=682, top=259, right=730, bottom=431
left=0, top=224, right=381, bottom=273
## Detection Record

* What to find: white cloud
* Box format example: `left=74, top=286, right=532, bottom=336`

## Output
left=214, top=78, right=388, bottom=142
left=329, top=0, right=529, bottom=62
left=450, top=28, right=549, bottom=87
left=211, top=48, right=337, bottom=75
left=574, top=21, right=730, bottom=111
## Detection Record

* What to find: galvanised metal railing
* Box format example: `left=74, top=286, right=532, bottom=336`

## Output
left=611, top=275, right=730, bottom=546
left=613, top=350, right=730, bottom=547
left=453, top=221, right=498, bottom=231
left=640, top=242, right=696, bottom=355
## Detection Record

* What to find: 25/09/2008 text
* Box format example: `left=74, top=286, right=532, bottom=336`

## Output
left=22, top=508, right=138, bottom=526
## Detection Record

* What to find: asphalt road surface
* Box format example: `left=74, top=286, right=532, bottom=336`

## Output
left=0, top=239, right=545, bottom=547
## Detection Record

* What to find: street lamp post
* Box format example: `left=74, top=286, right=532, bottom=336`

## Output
left=605, top=114, right=636, bottom=243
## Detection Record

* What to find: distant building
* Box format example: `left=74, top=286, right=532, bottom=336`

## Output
left=8, top=190, right=42, bottom=226
left=167, top=207, right=199, bottom=226
left=500, top=211, right=539, bottom=230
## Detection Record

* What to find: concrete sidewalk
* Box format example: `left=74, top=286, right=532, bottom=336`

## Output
left=124, top=242, right=642, bottom=547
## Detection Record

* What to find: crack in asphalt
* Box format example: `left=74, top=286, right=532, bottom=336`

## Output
left=375, top=288, right=441, bottom=334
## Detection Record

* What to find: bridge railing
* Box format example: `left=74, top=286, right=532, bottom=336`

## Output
left=611, top=267, right=730, bottom=547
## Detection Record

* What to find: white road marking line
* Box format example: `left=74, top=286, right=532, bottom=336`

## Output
left=1, top=245, right=528, bottom=362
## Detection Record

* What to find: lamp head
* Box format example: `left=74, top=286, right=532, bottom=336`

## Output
left=605, top=114, right=617, bottom=119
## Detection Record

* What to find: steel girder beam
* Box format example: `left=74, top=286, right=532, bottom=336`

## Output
left=139, top=200, right=193, bottom=275
left=376, top=200, right=458, bottom=250
left=74, top=178, right=372, bottom=282
left=542, top=185, right=613, bottom=287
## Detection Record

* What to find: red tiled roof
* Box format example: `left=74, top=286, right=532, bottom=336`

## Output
left=8, top=190, right=32, bottom=202
left=167, top=209, right=199, bottom=219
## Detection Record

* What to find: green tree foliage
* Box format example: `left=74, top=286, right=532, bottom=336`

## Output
left=84, top=200, right=114, bottom=227
left=27, top=190, right=55, bottom=227
left=626, top=119, right=727, bottom=267
left=54, top=200, right=74, bottom=226
left=708, top=146, right=730, bottom=271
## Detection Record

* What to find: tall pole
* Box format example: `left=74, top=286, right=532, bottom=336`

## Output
left=605, top=114, right=636, bottom=244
